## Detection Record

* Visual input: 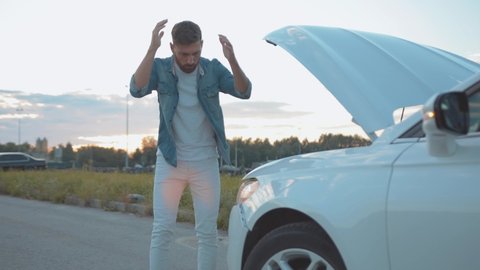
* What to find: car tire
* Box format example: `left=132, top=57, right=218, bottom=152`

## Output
left=243, top=222, right=345, bottom=270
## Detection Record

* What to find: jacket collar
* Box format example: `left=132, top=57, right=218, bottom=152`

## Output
left=169, top=56, right=206, bottom=77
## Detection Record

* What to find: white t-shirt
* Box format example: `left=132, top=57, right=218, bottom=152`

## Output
left=172, top=63, right=217, bottom=161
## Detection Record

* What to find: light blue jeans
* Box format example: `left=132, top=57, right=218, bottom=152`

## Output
left=150, top=154, right=220, bottom=270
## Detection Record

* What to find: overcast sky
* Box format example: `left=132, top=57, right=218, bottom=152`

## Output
left=1, top=0, right=479, bottom=151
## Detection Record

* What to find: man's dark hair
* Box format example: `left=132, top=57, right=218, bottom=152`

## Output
left=171, top=21, right=202, bottom=45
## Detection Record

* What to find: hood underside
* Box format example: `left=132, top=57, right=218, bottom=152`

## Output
left=265, top=26, right=480, bottom=134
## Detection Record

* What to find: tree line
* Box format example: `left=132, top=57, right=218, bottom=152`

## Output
left=228, top=134, right=370, bottom=169
left=0, top=133, right=370, bottom=170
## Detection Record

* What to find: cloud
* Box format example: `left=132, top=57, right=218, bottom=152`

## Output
left=0, top=91, right=321, bottom=149
left=0, top=113, right=39, bottom=120
left=0, top=90, right=158, bottom=148
left=222, top=101, right=312, bottom=119
left=225, top=124, right=249, bottom=129
left=0, top=90, right=33, bottom=109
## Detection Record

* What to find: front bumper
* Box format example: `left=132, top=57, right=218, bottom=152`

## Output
left=227, top=204, right=249, bottom=270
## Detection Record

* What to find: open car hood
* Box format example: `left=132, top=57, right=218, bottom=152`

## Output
left=265, top=26, right=480, bottom=135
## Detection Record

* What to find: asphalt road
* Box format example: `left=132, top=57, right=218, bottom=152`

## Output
left=0, top=195, right=228, bottom=270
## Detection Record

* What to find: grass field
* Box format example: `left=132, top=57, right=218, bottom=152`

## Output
left=0, top=170, right=242, bottom=231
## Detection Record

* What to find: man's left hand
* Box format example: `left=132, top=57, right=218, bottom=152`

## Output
left=219, top=34, right=235, bottom=61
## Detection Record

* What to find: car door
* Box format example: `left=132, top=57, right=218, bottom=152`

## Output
left=386, top=90, right=480, bottom=270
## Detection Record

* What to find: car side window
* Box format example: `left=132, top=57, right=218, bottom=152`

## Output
left=398, top=122, right=424, bottom=138
left=468, top=89, right=480, bottom=133
left=17, top=155, right=28, bottom=161
left=1, top=154, right=27, bottom=161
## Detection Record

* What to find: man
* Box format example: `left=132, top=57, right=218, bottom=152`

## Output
left=129, top=19, right=252, bottom=270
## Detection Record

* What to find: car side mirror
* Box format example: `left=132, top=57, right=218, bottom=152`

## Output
left=433, top=92, right=469, bottom=135
left=422, top=92, right=469, bottom=157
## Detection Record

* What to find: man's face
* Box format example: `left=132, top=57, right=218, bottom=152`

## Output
left=171, top=40, right=203, bottom=73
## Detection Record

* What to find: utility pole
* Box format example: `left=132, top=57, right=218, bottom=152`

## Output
left=16, top=107, right=23, bottom=151
left=125, top=87, right=129, bottom=169
left=235, top=140, right=238, bottom=168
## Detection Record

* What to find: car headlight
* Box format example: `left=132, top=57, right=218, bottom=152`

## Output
left=236, top=178, right=259, bottom=204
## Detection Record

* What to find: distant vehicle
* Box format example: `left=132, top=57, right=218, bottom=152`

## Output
left=0, top=152, right=47, bottom=171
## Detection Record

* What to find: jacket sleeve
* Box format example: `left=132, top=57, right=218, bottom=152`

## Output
left=129, top=59, right=159, bottom=98
left=215, top=59, right=252, bottom=100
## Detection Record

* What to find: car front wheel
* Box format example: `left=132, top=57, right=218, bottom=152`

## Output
left=243, top=222, right=345, bottom=270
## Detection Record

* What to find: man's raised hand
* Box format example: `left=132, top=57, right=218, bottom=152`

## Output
left=150, top=19, right=168, bottom=51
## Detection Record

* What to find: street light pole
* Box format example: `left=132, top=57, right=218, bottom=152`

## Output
left=16, top=107, right=23, bottom=151
left=235, top=140, right=238, bottom=168
left=125, top=87, right=129, bottom=169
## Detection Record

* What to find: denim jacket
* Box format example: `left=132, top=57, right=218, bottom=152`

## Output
left=130, top=56, right=252, bottom=167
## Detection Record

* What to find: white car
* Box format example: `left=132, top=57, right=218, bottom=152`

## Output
left=227, top=25, right=480, bottom=270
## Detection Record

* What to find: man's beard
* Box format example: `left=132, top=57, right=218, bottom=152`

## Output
left=179, top=64, right=197, bottom=73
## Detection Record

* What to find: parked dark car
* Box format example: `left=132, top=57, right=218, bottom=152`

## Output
left=0, top=152, right=47, bottom=171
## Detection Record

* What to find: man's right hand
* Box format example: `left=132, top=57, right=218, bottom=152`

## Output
left=133, top=19, right=168, bottom=89
left=149, top=19, right=168, bottom=52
